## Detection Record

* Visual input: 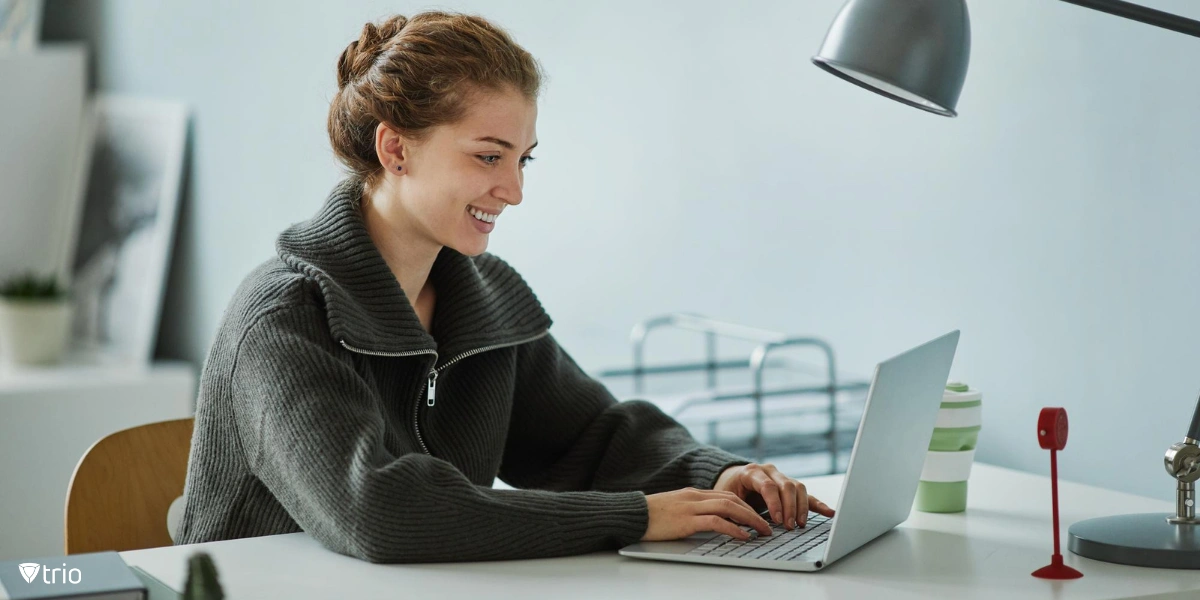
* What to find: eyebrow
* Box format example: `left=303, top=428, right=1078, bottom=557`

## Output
left=475, top=136, right=538, bottom=152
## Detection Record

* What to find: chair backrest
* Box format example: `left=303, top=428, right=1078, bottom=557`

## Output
left=65, top=417, right=194, bottom=554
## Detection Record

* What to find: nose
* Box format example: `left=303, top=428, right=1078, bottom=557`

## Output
left=493, top=163, right=524, bottom=206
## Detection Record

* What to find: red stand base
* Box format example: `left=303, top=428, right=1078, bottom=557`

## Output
left=1032, top=554, right=1084, bottom=580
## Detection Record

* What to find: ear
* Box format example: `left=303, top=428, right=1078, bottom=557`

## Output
left=374, top=122, right=407, bottom=172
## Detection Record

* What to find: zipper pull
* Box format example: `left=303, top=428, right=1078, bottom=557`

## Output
left=426, top=370, right=438, bottom=407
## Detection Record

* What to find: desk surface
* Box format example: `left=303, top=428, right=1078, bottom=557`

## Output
left=122, top=463, right=1200, bottom=599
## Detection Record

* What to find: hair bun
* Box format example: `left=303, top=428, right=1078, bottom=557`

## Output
left=336, top=15, right=409, bottom=89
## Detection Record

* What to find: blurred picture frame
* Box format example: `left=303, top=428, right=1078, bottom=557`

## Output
left=0, top=44, right=87, bottom=286
left=0, top=0, right=43, bottom=52
left=70, top=95, right=189, bottom=365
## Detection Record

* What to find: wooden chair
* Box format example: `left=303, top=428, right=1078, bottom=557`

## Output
left=65, top=417, right=194, bottom=554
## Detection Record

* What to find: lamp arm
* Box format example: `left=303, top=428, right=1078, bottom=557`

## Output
left=1189, top=394, right=1200, bottom=442
left=1056, top=0, right=1200, bottom=442
left=1054, top=0, right=1200, bottom=444
left=1059, top=0, right=1200, bottom=38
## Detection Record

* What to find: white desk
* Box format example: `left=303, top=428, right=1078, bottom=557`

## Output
left=121, top=463, right=1200, bottom=599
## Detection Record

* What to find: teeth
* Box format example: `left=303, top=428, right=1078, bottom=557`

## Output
left=469, top=208, right=498, bottom=224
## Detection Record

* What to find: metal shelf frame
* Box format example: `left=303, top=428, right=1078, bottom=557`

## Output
left=595, top=313, right=870, bottom=472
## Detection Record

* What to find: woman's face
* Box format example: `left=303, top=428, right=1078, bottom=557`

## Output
left=383, top=87, right=538, bottom=257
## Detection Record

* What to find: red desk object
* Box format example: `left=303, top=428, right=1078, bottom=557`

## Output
left=1032, top=407, right=1084, bottom=580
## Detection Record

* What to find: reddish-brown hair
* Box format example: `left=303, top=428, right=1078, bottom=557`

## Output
left=328, top=11, right=545, bottom=191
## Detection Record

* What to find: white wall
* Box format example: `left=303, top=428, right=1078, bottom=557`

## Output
left=45, top=0, right=1200, bottom=502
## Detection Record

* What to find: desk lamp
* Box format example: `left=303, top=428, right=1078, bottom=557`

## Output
left=812, top=0, right=1200, bottom=117
left=811, top=0, right=1200, bottom=569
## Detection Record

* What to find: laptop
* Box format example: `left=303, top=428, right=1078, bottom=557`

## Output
left=619, top=330, right=960, bottom=572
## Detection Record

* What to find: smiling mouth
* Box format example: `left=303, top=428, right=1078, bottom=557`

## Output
left=468, top=206, right=499, bottom=224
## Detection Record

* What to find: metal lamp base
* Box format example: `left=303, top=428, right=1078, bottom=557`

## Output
left=1069, top=513, right=1200, bottom=569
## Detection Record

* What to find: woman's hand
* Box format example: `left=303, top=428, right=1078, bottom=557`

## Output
left=712, top=463, right=835, bottom=530
left=641, top=488, right=773, bottom=542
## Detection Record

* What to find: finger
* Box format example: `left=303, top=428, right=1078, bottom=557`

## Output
left=693, top=489, right=747, bottom=503
left=795, top=481, right=810, bottom=528
left=693, top=496, right=771, bottom=533
left=747, top=469, right=784, bottom=525
left=688, top=488, right=754, bottom=507
left=769, top=472, right=798, bottom=530
left=695, top=498, right=772, bottom=536
left=700, top=514, right=752, bottom=541
left=809, top=495, right=836, bottom=518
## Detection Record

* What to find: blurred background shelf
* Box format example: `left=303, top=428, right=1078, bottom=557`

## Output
left=593, top=313, right=871, bottom=478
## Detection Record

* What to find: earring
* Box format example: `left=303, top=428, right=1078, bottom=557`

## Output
left=396, top=165, right=403, bottom=171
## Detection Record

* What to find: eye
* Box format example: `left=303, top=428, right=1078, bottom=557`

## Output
left=478, top=155, right=537, bottom=168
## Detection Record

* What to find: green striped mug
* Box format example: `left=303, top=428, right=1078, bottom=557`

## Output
left=914, top=381, right=981, bottom=513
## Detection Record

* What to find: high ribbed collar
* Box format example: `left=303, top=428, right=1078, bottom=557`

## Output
left=275, top=178, right=552, bottom=363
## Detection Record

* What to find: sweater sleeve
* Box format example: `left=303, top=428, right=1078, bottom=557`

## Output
left=229, top=305, right=649, bottom=564
left=498, top=332, right=751, bottom=495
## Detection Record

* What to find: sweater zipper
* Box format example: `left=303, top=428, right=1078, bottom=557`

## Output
left=432, top=329, right=552, bottom=389
left=339, top=329, right=550, bottom=455
left=339, top=341, right=437, bottom=454
left=423, top=330, right=552, bottom=407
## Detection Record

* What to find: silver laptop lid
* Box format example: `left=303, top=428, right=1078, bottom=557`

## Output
left=822, top=330, right=960, bottom=566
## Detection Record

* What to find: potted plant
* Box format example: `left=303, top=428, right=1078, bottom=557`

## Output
left=0, top=271, right=73, bottom=366
left=183, top=552, right=225, bottom=600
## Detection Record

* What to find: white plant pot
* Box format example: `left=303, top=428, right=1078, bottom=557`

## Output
left=0, top=298, right=73, bottom=366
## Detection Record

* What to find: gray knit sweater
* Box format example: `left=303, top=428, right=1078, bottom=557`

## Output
left=175, top=178, right=750, bottom=563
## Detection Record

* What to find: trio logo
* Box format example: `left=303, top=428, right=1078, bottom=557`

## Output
left=16, top=562, right=82, bottom=585
left=18, top=563, right=39, bottom=583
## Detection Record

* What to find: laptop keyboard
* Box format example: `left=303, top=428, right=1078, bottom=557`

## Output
left=686, top=511, right=832, bottom=562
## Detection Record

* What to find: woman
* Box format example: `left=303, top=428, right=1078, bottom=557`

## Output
left=177, top=10, right=833, bottom=563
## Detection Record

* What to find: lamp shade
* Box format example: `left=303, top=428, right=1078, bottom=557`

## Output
left=812, top=0, right=971, bottom=117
